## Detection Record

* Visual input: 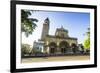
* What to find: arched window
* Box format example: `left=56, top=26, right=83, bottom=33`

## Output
left=71, top=43, right=77, bottom=53
left=49, top=42, right=57, bottom=54
left=59, top=41, right=69, bottom=53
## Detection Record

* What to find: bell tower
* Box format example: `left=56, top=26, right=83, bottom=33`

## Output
left=41, top=18, right=50, bottom=40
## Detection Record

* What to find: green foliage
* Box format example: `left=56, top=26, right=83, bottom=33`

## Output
left=21, top=10, right=38, bottom=37
left=83, top=28, right=90, bottom=50
left=32, top=47, right=42, bottom=54
left=84, top=38, right=90, bottom=49
left=21, top=44, right=32, bottom=56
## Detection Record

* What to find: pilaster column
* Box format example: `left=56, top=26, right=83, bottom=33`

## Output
left=47, top=46, right=50, bottom=54
left=56, top=42, right=61, bottom=54
left=45, top=41, right=50, bottom=54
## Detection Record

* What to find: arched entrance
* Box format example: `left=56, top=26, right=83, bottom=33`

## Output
left=49, top=42, right=57, bottom=54
left=59, top=41, right=69, bottom=54
left=71, top=43, right=77, bottom=53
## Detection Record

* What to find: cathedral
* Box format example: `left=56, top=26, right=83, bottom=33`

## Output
left=33, top=18, right=78, bottom=54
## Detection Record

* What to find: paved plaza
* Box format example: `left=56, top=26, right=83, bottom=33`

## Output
left=22, top=55, right=90, bottom=63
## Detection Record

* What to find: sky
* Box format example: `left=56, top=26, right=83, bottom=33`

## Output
left=22, top=10, right=90, bottom=47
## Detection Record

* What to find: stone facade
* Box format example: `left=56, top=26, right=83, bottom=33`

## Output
left=43, top=35, right=77, bottom=54
left=34, top=18, right=78, bottom=54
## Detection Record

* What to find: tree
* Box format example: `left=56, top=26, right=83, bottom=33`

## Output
left=83, top=28, right=90, bottom=50
left=21, top=44, right=32, bottom=56
left=21, top=10, right=38, bottom=37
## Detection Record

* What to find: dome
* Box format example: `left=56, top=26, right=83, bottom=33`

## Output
left=55, top=26, right=69, bottom=37
left=57, top=26, right=68, bottom=32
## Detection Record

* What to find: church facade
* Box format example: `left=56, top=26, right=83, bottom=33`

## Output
left=33, top=18, right=78, bottom=54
